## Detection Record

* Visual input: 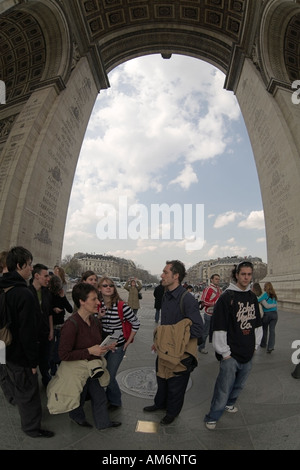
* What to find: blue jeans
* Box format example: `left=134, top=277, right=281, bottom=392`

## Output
left=69, top=377, right=111, bottom=429
left=204, top=357, right=252, bottom=422
left=198, top=313, right=211, bottom=350
left=261, top=311, right=278, bottom=350
left=105, top=346, right=125, bottom=406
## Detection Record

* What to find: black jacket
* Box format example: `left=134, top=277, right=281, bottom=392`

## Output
left=154, top=283, right=165, bottom=310
left=0, top=271, right=39, bottom=368
left=28, top=284, right=52, bottom=339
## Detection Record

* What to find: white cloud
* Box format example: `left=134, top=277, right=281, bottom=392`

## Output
left=169, top=164, right=198, bottom=189
left=206, top=243, right=247, bottom=259
left=238, top=211, right=265, bottom=230
left=62, top=55, right=265, bottom=273
left=214, top=211, right=243, bottom=228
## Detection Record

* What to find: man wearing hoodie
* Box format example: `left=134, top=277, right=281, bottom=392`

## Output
left=0, top=246, right=54, bottom=438
left=204, top=260, right=262, bottom=430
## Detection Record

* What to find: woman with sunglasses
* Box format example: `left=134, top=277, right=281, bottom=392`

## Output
left=98, top=277, right=140, bottom=410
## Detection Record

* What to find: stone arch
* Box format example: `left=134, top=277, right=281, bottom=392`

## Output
left=0, top=0, right=300, bottom=308
left=258, top=0, right=300, bottom=90
left=0, top=0, right=73, bottom=104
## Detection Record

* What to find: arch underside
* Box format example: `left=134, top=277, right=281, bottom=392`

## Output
left=1, top=1, right=299, bottom=102
left=0, top=0, right=252, bottom=104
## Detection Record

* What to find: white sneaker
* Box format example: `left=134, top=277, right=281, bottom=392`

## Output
left=200, top=349, right=208, bottom=354
left=225, top=405, right=238, bottom=413
left=205, top=421, right=216, bottom=430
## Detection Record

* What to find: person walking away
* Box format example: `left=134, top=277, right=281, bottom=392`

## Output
left=143, top=260, right=203, bottom=425
left=153, top=281, right=164, bottom=323
left=0, top=246, right=54, bottom=437
left=204, top=261, right=262, bottom=430
left=251, top=282, right=264, bottom=318
left=98, top=277, right=140, bottom=410
left=124, top=278, right=142, bottom=315
left=29, top=263, right=53, bottom=387
left=257, top=281, right=278, bottom=353
left=198, top=274, right=222, bottom=354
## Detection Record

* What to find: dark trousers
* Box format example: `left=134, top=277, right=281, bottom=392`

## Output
left=0, top=364, right=15, bottom=405
left=38, top=339, right=51, bottom=386
left=6, top=362, right=42, bottom=436
left=154, top=371, right=190, bottom=418
left=69, top=377, right=111, bottom=429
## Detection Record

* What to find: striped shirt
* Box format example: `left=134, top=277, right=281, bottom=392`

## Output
left=101, top=301, right=140, bottom=346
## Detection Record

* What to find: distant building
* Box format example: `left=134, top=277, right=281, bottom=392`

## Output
left=186, top=256, right=267, bottom=286
left=74, top=252, right=159, bottom=283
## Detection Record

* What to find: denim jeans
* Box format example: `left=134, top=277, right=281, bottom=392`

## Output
left=204, top=357, right=252, bottom=422
left=69, top=377, right=111, bottom=429
left=261, top=311, right=278, bottom=350
left=198, top=313, right=211, bottom=350
left=105, top=346, right=126, bottom=406
left=49, top=328, right=61, bottom=375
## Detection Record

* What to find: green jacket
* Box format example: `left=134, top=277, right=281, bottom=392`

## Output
left=124, top=280, right=142, bottom=309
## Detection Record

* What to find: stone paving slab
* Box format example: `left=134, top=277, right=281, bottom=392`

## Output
left=1, top=288, right=300, bottom=453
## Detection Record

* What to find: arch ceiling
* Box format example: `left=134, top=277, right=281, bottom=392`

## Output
left=1, top=1, right=299, bottom=102
left=72, top=0, right=250, bottom=73
left=1, top=0, right=259, bottom=105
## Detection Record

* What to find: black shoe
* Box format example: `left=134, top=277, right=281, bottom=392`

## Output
left=143, top=405, right=161, bottom=412
left=291, top=372, right=300, bottom=379
left=267, top=349, right=274, bottom=353
left=110, top=421, right=122, bottom=428
left=28, top=429, right=54, bottom=438
left=160, top=415, right=175, bottom=425
left=98, top=421, right=122, bottom=430
left=71, top=419, right=93, bottom=428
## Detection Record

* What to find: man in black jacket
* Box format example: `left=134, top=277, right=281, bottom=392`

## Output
left=29, top=263, right=53, bottom=387
left=153, top=280, right=164, bottom=323
left=0, top=246, right=54, bottom=438
left=204, top=261, right=262, bottom=430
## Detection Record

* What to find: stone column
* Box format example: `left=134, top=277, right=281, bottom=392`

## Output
left=0, top=57, right=98, bottom=265
left=236, top=58, right=300, bottom=310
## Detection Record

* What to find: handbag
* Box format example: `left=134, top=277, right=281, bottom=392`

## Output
left=0, top=287, right=14, bottom=346
left=138, top=292, right=142, bottom=300
left=117, top=301, right=133, bottom=342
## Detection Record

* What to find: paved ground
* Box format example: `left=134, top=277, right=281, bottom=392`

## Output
left=1, top=288, right=300, bottom=453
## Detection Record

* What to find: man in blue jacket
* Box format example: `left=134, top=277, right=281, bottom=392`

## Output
left=0, top=246, right=54, bottom=438
left=143, top=260, right=203, bottom=425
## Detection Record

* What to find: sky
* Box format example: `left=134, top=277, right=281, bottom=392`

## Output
left=62, top=54, right=266, bottom=277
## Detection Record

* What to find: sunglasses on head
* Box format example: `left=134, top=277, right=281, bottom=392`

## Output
left=236, top=261, right=253, bottom=270
left=102, top=283, right=114, bottom=288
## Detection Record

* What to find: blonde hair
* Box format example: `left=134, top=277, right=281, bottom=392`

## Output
left=264, top=282, right=278, bottom=300
left=98, top=276, right=123, bottom=308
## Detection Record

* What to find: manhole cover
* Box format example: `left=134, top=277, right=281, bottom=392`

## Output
left=117, top=366, right=192, bottom=399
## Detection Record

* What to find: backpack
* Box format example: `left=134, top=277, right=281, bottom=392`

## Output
left=0, top=287, right=14, bottom=346
left=117, top=301, right=133, bottom=343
